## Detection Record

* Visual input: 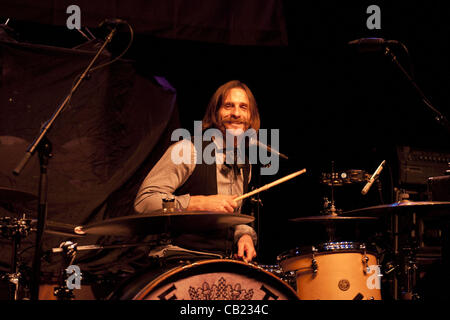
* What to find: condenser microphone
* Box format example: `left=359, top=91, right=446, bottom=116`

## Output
left=98, top=19, right=127, bottom=28
left=249, top=137, right=288, bottom=160
left=348, top=38, right=399, bottom=52
left=361, top=160, right=386, bottom=195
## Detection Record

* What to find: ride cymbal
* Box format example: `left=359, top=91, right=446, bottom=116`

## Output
left=289, top=215, right=378, bottom=223
left=343, top=200, right=450, bottom=217
left=74, top=210, right=255, bottom=236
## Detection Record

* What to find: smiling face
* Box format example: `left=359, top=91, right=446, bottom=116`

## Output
left=217, top=88, right=251, bottom=136
left=202, top=80, right=260, bottom=136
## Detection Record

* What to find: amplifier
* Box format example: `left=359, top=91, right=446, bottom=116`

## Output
left=397, top=146, right=450, bottom=185
left=428, top=175, right=450, bottom=201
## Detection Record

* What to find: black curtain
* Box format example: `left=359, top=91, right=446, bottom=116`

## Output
left=0, top=0, right=288, bottom=46
left=0, top=34, right=180, bottom=278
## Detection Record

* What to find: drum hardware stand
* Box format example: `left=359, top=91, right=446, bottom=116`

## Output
left=249, top=193, right=263, bottom=239
left=376, top=180, right=384, bottom=204
left=54, top=241, right=78, bottom=300
left=400, top=211, right=421, bottom=300
left=322, top=161, right=343, bottom=216
left=401, top=245, right=420, bottom=300
left=49, top=239, right=165, bottom=295
left=390, top=205, right=422, bottom=300
left=321, top=162, right=342, bottom=242
left=0, top=215, right=32, bottom=300
left=11, top=25, right=118, bottom=300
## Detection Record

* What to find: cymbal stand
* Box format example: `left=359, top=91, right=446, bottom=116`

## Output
left=400, top=210, right=421, bottom=300
left=322, top=161, right=340, bottom=242
left=322, top=161, right=341, bottom=216
left=387, top=205, right=422, bottom=300
left=0, top=215, right=32, bottom=300
left=391, top=211, right=400, bottom=300
left=401, top=245, right=419, bottom=300
left=54, top=241, right=78, bottom=300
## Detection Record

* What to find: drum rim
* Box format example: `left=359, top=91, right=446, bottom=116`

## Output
left=277, top=241, right=378, bottom=263
left=133, top=258, right=299, bottom=300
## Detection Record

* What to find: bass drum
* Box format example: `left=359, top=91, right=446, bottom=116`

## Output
left=109, top=259, right=299, bottom=300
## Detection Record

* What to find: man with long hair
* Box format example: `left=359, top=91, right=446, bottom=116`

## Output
left=135, top=80, right=259, bottom=262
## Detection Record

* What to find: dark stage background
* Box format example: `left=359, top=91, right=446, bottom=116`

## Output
left=0, top=0, right=449, bottom=293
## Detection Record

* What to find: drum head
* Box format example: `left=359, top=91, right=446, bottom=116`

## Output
left=110, top=259, right=298, bottom=300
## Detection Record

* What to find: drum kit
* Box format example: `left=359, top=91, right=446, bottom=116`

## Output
left=275, top=163, right=450, bottom=301
left=1, top=161, right=450, bottom=300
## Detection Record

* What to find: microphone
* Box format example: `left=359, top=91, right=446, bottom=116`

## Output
left=249, top=136, right=288, bottom=160
left=361, top=160, right=386, bottom=195
left=348, top=38, right=399, bottom=52
left=98, top=19, right=127, bottom=28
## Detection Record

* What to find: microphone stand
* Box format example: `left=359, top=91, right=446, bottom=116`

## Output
left=251, top=163, right=263, bottom=254
left=12, top=26, right=118, bottom=300
left=384, top=46, right=450, bottom=135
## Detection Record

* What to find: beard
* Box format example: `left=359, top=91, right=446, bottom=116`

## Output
left=216, top=118, right=252, bottom=150
left=218, top=117, right=250, bottom=136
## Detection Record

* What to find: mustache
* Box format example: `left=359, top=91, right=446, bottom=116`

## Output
left=220, top=116, right=249, bottom=125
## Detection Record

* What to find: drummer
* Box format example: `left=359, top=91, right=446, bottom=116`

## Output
left=134, top=80, right=258, bottom=263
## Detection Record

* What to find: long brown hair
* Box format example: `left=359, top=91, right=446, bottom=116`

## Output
left=202, top=80, right=260, bottom=131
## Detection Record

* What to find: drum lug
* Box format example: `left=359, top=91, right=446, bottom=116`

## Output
left=362, top=255, right=370, bottom=274
left=311, top=258, right=318, bottom=273
left=361, top=244, right=370, bottom=274
left=311, top=247, right=318, bottom=273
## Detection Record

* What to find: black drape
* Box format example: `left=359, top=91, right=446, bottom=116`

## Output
left=0, top=0, right=288, bottom=46
left=0, top=35, right=180, bottom=278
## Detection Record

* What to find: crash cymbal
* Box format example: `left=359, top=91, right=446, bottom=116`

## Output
left=289, top=215, right=378, bottom=223
left=343, top=200, right=450, bottom=217
left=74, top=210, right=255, bottom=236
left=0, top=187, right=37, bottom=203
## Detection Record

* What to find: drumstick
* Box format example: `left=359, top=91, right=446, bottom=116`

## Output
left=234, top=168, right=306, bottom=202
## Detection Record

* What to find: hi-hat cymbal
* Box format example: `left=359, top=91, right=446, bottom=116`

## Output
left=74, top=210, right=254, bottom=236
left=0, top=187, right=37, bottom=203
left=289, top=215, right=378, bottom=223
left=343, top=200, right=450, bottom=217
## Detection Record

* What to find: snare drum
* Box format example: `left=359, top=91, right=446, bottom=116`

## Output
left=278, top=242, right=382, bottom=300
left=109, top=259, right=299, bottom=300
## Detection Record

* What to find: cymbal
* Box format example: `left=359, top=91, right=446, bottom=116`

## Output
left=0, top=187, right=37, bottom=203
left=74, top=210, right=255, bottom=236
left=41, top=220, right=84, bottom=238
left=290, top=215, right=378, bottom=223
left=0, top=217, right=82, bottom=239
left=343, top=200, right=450, bottom=217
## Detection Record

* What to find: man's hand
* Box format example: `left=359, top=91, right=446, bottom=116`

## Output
left=187, top=195, right=238, bottom=213
left=235, top=234, right=257, bottom=263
